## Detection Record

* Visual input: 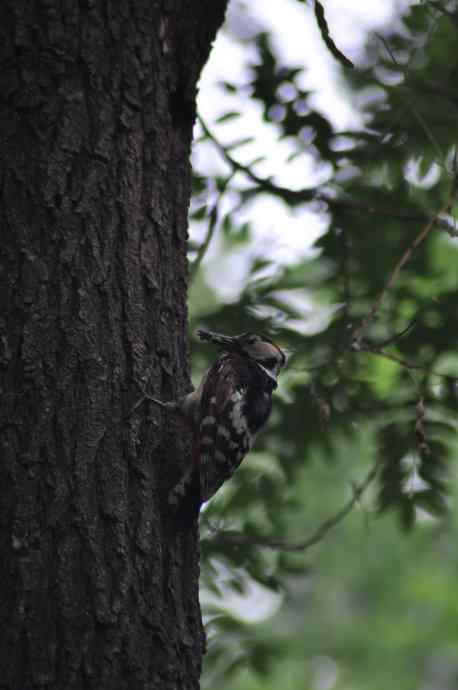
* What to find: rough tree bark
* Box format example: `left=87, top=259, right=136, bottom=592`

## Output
left=0, top=1, right=228, bottom=688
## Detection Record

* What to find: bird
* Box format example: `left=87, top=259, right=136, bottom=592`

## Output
left=150, top=329, right=286, bottom=518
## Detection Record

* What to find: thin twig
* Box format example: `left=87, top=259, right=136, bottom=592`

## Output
left=198, top=114, right=315, bottom=204
left=340, top=225, right=351, bottom=322
left=316, top=195, right=454, bottom=230
left=356, top=345, right=458, bottom=383
left=189, top=174, right=235, bottom=281
left=207, top=463, right=378, bottom=552
left=427, top=1, right=458, bottom=22
left=375, top=38, right=445, bottom=163
left=190, top=204, right=218, bottom=280
left=375, top=16, right=446, bottom=169
left=198, top=115, right=456, bottom=231
left=352, top=194, right=456, bottom=344
left=374, top=300, right=438, bottom=348
left=409, top=78, right=458, bottom=107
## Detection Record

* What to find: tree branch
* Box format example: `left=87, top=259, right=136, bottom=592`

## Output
left=207, top=463, right=378, bottom=552
left=355, top=344, right=458, bottom=383
left=351, top=193, right=456, bottom=344
left=316, top=195, right=457, bottom=233
left=198, top=115, right=457, bottom=232
left=189, top=174, right=234, bottom=281
left=198, top=114, right=316, bottom=204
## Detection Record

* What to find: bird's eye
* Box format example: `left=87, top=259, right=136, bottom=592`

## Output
left=262, top=357, right=277, bottom=369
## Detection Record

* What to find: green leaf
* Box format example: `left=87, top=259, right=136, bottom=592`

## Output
left=216, top=111, right=241, bottom=124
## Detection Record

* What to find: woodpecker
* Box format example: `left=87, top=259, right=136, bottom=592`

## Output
left=151, top=329, right=286, bottom=516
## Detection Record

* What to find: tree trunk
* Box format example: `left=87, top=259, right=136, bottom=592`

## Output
left=0, top=1, right=227, bottom=687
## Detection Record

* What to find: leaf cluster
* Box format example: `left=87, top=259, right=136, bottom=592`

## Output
left=189, top=2, right=458, bottom=687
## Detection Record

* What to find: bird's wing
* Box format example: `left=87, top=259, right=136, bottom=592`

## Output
left=198, top=356, right=254, bottom=503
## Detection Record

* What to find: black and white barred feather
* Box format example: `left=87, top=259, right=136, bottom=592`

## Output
left=154, top=330, right=286, bottom=518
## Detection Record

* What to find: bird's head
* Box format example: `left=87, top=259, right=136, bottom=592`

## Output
left=197, top=329, right=286, bottom=383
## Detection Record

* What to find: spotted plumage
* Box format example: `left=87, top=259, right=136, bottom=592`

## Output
left=151, top=330, right=286, bottom=517
left=196, top=352, right=272, bottom=501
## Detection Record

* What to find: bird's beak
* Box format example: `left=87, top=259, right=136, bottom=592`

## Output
left=196, top=329, right=239, bottom=351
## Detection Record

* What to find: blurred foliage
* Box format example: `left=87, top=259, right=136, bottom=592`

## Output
left=188, top=1, right=458, bottom=688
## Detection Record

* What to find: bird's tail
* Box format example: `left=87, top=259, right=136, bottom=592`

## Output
left=168, top=467, right=201, bottom=528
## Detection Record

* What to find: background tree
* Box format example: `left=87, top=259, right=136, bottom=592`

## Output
left=185, top=2, right=458, bottom=688
left=0, top=1, right=227, bottom=687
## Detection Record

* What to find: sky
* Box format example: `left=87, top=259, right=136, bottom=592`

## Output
left=191, top=0, right=413, bottom=301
